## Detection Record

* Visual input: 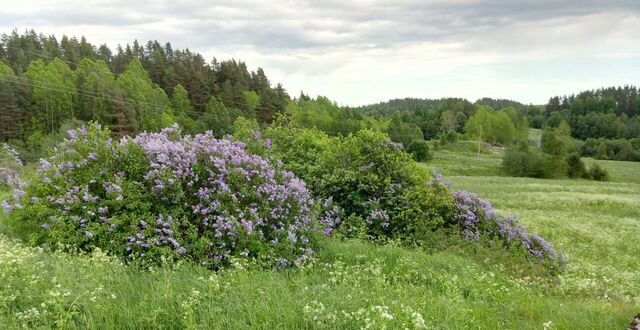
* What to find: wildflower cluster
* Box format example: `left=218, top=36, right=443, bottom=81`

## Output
left=3, top=123, right=320, bottom=269
left=453, top=190, right=567, bottom=273
left=1, top=143, right=23, bottom=167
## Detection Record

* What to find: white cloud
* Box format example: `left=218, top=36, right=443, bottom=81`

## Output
left=1, top=0, right=638, bottom=105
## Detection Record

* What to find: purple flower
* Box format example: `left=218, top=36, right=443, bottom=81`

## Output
left=39, top=159, right=52, bottom=171
left=453, top=189, right=565, bottom=271
left=67, top=129, right=78, bottom=141
left=177, top=247, right=187, bottom=255
left=13, top=189, right=26, bottom=200
left=2, top=200, right=13, bottom=214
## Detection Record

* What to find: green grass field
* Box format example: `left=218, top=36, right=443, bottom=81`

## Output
left=1, top=149, right=639, bottom=329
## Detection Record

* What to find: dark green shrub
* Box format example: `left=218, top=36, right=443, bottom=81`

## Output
left=595, top=142, right=608, bottom=159
left=581, top=138, right=599, bottom=157
left=439, top=134, right=448, bottom=145
left=503, top=145, right=566, bottom=178
left=262, top=125, right=455, bottom=242
left=406, top=140, right=432, bottom=162
left=445, top=132, right=459, bottom=143
left=543, top=156, right=568, bottom=178
left=503, top=146, right=547, bottom=178
left=586, top=164, right=609, bottom=181
left=262, top=121, right=331, bottom=189
left=566, top=153, right=586, bottom=178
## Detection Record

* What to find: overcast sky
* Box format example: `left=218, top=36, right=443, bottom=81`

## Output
left=1, top=0, right=639, bottom=106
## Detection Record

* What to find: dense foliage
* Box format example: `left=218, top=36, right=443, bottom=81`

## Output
left=406, top=140, right=432, bottom=162
left=255, top=122, right=456, bottom=242
left=543, top=86, right=640, bottom=161
left=2, top=123, right=321, bottom=269
left=355, top=97, right=532, bottom=143
left=502, top=144, right=566, bottom=179
left=255, top=121, right=564, bottom=272
left=581, top=137, right=640, bottom=161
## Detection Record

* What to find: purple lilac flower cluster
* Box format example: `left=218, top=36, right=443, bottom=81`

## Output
left=318, top=197, right=342, bottom=236
left=3, top=123, right=321, bottom=269
left=365, top=198, right=390, bottom=229
left=453, top=190, right=566, bottom=271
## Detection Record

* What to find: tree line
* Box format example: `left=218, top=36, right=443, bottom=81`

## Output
left=0, top=29, right=289, bottom=160
left=1, top=29, right=638, bottom=163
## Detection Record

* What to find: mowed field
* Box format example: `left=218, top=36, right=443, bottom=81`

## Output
left=1, top=147, right=639, bottom=329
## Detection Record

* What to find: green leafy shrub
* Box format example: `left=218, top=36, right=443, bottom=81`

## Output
left=263, top=126, right=455, bottom=242
left=503, top=145, right=566, bottom=178
left=585, top=164, right=609, bottom=181
left=2, top=123, right=321, bottom=269
left=262, top=120, right=331, bottom=188
left=502, top=146, right=547, bottom=178
left=566, top=153, right=586, bottom=178
left=406, top=140, right=432, bottom=162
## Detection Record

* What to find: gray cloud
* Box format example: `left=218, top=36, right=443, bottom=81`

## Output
left=1, top=0, right=638, bottom=105
left=3, top=0, right=638, bottom=51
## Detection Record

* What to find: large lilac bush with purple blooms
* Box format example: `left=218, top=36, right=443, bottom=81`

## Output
left=2, top=123, right=322, bottom=269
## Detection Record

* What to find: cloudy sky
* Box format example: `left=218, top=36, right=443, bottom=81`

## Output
left=2, top=0, right=639, bottom=105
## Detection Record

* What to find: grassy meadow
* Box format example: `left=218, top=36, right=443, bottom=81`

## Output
left=1, top=146, right=639, bottom=329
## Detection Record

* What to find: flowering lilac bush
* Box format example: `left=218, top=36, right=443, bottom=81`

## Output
left=452, top=190, right=566, bottom=273
left=2, top=123, right=320, bottom=269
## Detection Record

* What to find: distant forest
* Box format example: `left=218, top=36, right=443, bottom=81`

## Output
left=544, top=87, right=640, bottom=140
left=1, top=29, right=638, bottom=162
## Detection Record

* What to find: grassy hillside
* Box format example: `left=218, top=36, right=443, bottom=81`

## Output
left=1, top=150, right=639, bottom=328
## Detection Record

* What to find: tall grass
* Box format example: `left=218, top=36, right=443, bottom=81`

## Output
left=2, top=150, right=639, bottom=328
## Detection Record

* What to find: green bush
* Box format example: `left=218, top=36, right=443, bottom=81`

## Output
left=502, top=145, right=566, bottom=178
left=595, top=142, right=608, bottom=160
left=261, top=125, right=455, bottom=242
left=406, top=140, right=432, bottom=162
left=502, top=146, right=547, bottom=178
left=585, top=164, right=609, bottom=181
left=262, top=121, right=331, bottom=188
left=316, top=130, right=455, bottom=241
left=439, top=134, right=448, bottom=146
left=566, top=153, right=586, bottom=178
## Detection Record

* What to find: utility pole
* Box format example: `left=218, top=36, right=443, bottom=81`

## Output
left=537, top=129, right=542, bottom=149
left=477, top=124, right=483, bottom=159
